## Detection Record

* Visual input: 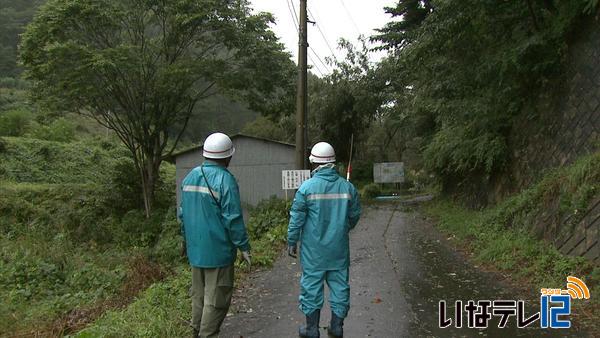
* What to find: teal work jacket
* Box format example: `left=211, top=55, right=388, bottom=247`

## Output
left=287, top=167, right=361, bottom=270
left=179, top=161, right=250, bottom=268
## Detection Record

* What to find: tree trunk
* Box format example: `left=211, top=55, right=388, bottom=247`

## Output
left=141, top=159, right=161, bottom=219
left=134, top=149, right=162, bottom=219
left=525, top=0, right=540, bottom=31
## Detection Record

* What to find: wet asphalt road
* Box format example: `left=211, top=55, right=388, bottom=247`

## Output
left=219, top=204, right=587, bottom=337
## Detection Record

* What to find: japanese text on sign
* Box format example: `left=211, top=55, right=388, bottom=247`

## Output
left=282, top=170, right=311, bottom=190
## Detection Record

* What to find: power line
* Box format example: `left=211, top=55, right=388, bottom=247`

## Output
left=308, top=48, right=328, bottom=75
left=290, top=0, right=301, bottom=30
left=309, top=46, right=330, bottom=73
left=338, top=0, right=361, bottom=36
left=307, top=52, right=324, bottom=77
left=307, top=8, right=338, bottom=63
left=288, top=0, right=327, bottom=76
left=286, top=0, right=299, bottom=31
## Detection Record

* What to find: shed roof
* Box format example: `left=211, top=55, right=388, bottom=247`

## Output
left=166, top=134, right=294, bottom=162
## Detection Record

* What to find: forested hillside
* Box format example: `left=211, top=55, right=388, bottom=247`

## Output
left=0, top=0, right=272, bottom=146
left=0, top=0, right=44, bottom=77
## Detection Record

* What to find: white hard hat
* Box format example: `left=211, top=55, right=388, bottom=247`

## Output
left=203, top=132, right=235, bottom=159
left=309, top=142, right=336, bottom=163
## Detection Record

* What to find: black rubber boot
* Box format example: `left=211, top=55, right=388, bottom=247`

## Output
left=299, top=310, right=320, bottom=338
left=327, top=311, right=343, bottom=337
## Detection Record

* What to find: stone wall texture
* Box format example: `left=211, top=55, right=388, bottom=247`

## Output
left=555, top=197, right=599, bottom=264
left=501, top=18, right=600, bottom=264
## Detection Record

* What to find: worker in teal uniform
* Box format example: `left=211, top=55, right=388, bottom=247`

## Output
left=288, top=142, right=362, bottom=338
left=179, top=132, right=251, bottom=338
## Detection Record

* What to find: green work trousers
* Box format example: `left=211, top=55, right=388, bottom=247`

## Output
left=191, top=265, right=234, bottom=337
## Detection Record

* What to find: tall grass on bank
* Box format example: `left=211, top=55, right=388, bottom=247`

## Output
left=75, top=198, right=290, bottom=337
left=0, top=136, right=177, bottom=335
left=424, top=152, right=599, bottom=331
left=425, top=200, right=596, bottom=288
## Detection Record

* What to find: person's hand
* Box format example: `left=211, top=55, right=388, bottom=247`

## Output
left=180, top=240, right=187, bottom=258
left=288, top=244, right=297, bottom=258
left=242, top=251, right=251, bottom=266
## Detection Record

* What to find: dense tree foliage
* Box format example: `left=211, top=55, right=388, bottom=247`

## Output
left=306, top=40, right=386, bottom=163
left=20, top=0, right=295, bottom=216
left=178, top=93, right=259, bottom=144
left=241, top=115, right=288, bottom=142
left=373, top=0, right=593, bottom=192
left=373, top=0, right=433, bottom=49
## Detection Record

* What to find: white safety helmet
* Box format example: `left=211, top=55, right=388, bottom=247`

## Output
left=203, top=132, right=235, bottom=159
left=309, top=142, right=336, bottom=164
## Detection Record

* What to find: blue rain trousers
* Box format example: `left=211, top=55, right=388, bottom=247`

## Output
left=300, top=268, right=350, bottom=318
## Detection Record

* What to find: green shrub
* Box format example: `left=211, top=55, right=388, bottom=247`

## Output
left=247, top=197, right=290, bottom=240
left=111, top=209, right=165, bottom=248
left=0, top=182, right=169, bottom=248
left=155, top=163, right=176, bottom=210
left=0, top=109, right=33, bottom=136
left=0, top=88, right=32, bottom=113
left=0, top=235, right=129, bottom=334
left=0, top=77, right=29, bottom=90
left=151, top=210, right=183, bottom=265
left=249, top=222, right=288, bottom=267
left=102, top=160, right=175, bottom=216
left=0, top=137, right=128, bottom=184
left=360, top=183, right=381, bottom=199
left=28, top=117, right=75, bottom=142
left=103, top=158, right=144, bottom=214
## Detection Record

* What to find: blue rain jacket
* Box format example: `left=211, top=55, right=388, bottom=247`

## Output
left=288, top=167, right=361, bottom=271
left=179, top=160, right=250, bottom=268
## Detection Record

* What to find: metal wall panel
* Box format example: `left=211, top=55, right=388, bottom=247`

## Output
left=175, top=136, right=295, bottom=207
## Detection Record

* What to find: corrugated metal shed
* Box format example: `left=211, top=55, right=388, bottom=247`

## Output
left=172, top=134, right=296, bottom=207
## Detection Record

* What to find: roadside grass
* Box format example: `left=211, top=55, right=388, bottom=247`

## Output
left=0, top=201, right=177, bottom=336
left=425, top=200, right=595, bottom=288
left=1, top=135, right=289, bottom=337
left=0, top=136, right=177, bottom=336
left=72, top=267, right=191, bottom=338
left=1, top=233, right=127, bottom=335
left=74, top=198, right=290, bottom=337
left=423, top=152, right=600, bottom=332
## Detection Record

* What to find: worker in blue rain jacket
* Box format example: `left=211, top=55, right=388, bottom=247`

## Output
left=179, top=132, right=251, bottom=338
left=288, top=141, right=362, bottom=338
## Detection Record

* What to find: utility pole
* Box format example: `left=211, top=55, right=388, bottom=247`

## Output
left=295, top=0, right=308, bottom=169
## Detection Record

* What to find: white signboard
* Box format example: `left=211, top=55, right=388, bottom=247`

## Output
left=282, top=170, right=311, bottom=190
left=373, top=162, right=405, bottom=183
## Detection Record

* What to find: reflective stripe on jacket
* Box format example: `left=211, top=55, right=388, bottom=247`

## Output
left=288, top=167, right=361, bottom=270
left=180, top=160, right=250, bottom=268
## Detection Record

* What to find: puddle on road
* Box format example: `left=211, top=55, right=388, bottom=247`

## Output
left=389, top=208, right=585, bottom=338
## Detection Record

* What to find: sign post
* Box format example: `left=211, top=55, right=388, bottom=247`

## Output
left=373, top=162, right=405, bottom=184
